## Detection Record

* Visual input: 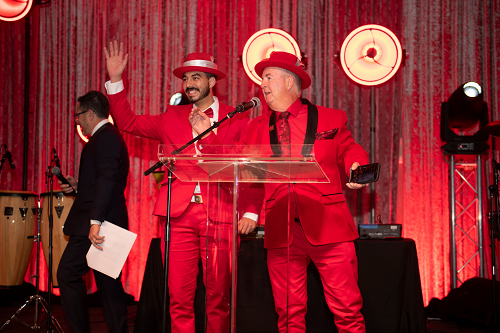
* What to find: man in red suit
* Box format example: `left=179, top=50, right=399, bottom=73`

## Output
left=103, top=41, right=255, bottom=333
left=191, top=51, right=368, bottom=332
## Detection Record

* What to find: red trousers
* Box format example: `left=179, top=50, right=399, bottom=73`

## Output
left=267, top=222, right=365, bottom=333
left=160, top=203, right=232, bottom=333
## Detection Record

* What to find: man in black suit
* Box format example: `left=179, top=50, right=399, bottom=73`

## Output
left=57, top=90, right=130, bottom=333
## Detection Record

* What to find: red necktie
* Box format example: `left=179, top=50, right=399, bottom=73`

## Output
left=204, top=107, right=214, bottom=118
left=278, top=111, right=291, bottom=157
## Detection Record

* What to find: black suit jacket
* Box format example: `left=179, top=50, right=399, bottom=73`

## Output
left=64, top=123, right=129, bottom=236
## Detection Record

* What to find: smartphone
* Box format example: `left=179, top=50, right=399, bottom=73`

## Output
left=349, top=163, right=380, bottom=184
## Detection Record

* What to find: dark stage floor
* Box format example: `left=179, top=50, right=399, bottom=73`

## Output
left=425, top=320, right=491, bottom=333
left=0, top=283, right=492, bottom=333
left=0, top=283, right=136, bottom=332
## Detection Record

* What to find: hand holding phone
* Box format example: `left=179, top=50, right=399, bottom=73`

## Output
left=349, top=163, right=380, bottom=184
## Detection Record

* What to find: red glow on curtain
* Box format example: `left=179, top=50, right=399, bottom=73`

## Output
left=0, top=0, right=499, bottom=308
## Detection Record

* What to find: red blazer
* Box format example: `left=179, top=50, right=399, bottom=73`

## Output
left=107, top=89, right=248, bottom=222
left=200, top=102, right=368, bottom=248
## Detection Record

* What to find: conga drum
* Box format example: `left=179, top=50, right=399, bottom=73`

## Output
left=40, top=190, right=75, bottom=287
left=0, top=190, right=37, bottom=286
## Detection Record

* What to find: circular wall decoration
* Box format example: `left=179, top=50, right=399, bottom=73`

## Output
left=242, top=28, right=301, bottom=85
left=0, top=0, right=34, bottom=22
left=340, top=24, right=403, bottom=86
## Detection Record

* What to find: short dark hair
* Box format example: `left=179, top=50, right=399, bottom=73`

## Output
left=204, top=72, right=217, bottom=80
left=77, top=91, right=109, bottom=119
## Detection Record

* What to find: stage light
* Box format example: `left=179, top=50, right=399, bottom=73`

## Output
left=463, top=82, right=481, bottom=98
left=77, top=115, right=115, bottom=143
left=339, top=24, right=403, bottom=86
left=242, top=28, right=301, bottom=85
left=446, top=81, right=486, bottom=130
left=441, top=81, right=489, bottom=154
left=169, top=92, right=190, bottom=106
left=0, top=0, right=34, bottom=22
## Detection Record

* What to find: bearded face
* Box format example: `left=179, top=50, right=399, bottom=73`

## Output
left=183, top=72, right=212, bottom=104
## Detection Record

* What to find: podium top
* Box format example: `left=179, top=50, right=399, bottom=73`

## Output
left=157, top=144, right=329, bottom=183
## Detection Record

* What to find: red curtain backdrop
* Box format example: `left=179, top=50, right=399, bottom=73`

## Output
left=1, top=0, right=499, bottom=306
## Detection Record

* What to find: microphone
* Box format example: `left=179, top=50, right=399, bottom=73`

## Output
left=235, top=97, right=261, bottom=112
left=51, top=166, right=75, bottom=194
left=164, top=97, right=261, bottom=161
left=52, top=148, right=61, bottom=168
left=5, top=149, right=15, bottom=169
left=1, top=144, right=15, bottom=169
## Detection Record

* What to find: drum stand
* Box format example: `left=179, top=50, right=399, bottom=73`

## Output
left=0, top=197, right=63, bottom=332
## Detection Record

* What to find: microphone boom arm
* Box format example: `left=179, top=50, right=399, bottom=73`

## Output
left=171, top=111, right=235, bottom=155
left=143, top=102, right=257, bottom=176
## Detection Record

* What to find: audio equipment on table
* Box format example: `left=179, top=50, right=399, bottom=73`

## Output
left=358, top=224, right=402, bottom=240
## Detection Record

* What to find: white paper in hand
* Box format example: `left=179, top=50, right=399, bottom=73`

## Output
left=86, top=221, right=137, bottom=279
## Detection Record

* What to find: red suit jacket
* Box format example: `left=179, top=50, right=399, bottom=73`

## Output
left=199, top=100, right=368, bottom=248
left=107, top=89, right=248, bottom=222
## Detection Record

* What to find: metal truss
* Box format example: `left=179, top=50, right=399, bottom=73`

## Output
left=448, top=154, right=484, bottom=289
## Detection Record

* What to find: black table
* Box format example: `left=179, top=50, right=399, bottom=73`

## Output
left=354, top=239, right=426, bottom=333
left=304, top=239, right=426, bottom=333
left=134, top=238, right=426, bottom=333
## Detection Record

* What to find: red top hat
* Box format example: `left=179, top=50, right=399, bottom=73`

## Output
left=254, top=51, right=311, bottom=89
left=173, top=53, right=226, bottom=80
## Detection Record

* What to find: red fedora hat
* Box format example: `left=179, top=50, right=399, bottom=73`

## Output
left=173, top=52, right=226, bottom=80
left=254, top=51, right=311, bottom=89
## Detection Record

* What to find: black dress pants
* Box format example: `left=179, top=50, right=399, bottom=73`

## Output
left=57, top=235, right=129, bottom=333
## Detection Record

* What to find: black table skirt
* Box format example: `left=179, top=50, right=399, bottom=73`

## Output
left=134, top=238, right=426, bottom=333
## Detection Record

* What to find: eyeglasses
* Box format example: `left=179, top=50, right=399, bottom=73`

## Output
left=74, top=109, right=90, bottom=120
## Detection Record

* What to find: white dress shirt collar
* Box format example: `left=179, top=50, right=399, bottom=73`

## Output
left=91, top=119, right=110, bottom=136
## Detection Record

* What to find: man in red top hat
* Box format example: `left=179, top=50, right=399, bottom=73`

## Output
left=103, top=41, right=256, bottom=333
left=191, top=51, right=368, bottom=332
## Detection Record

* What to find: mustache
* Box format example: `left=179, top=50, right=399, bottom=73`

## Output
left=185, top=87, right=200, bottom=93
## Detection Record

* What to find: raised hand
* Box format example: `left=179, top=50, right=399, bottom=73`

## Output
left=189, top=107, right=212, bottom=137
left=104, top=40, right=129, bottom=83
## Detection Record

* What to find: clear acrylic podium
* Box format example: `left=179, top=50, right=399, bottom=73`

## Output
left=158, top=144, right=328, bottom=333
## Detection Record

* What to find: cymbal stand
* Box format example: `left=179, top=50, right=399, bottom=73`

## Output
left=0, top=197, right=63, bottom=332
left=488, top=159, right=499, bottom=333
